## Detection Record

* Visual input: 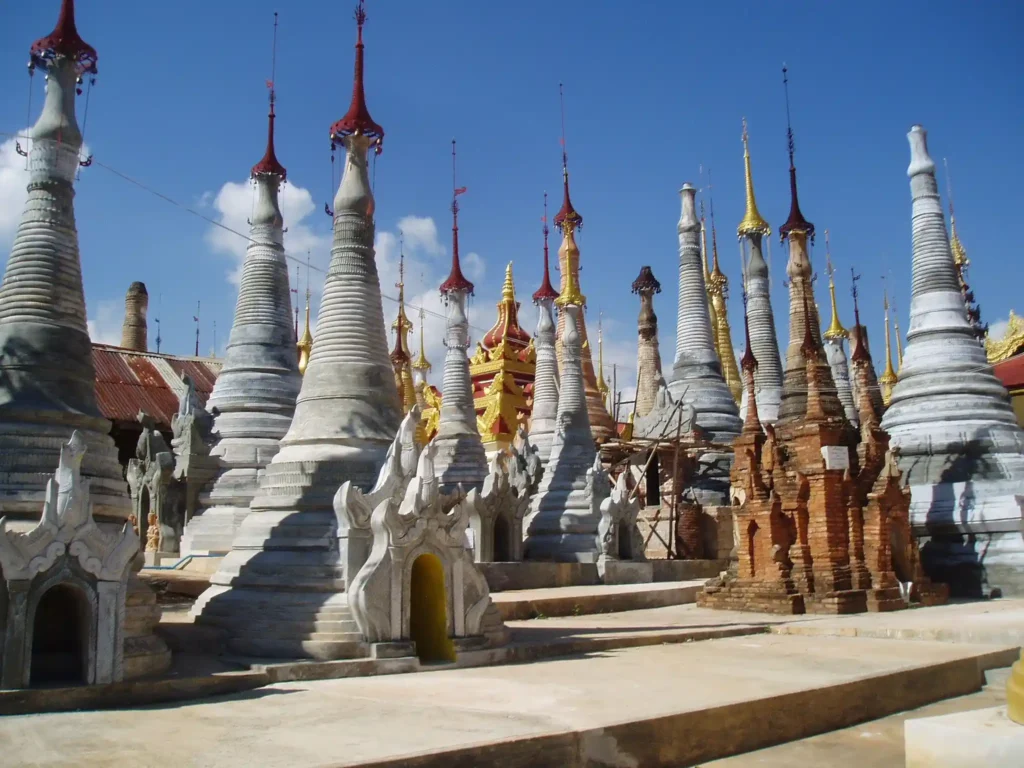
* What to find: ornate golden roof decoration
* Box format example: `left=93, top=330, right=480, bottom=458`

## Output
left=554, top=237, right=585, bottom=308
left=986, top=310, right=1024, bottom=364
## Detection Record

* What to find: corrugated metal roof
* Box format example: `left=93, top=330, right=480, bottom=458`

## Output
left=92, top=344, right=221, bottom=429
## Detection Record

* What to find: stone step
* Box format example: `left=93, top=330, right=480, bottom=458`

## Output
left=493, top=580, right=706, bottom=621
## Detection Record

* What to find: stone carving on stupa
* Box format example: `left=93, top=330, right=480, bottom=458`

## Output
left=528, top=195, right=561, bottom=465
left=737, top=120, right=784, bottom=425
left=431, top=141, right=487, bottom=491
left=700, top=291, right=944, bottom=615
left=703, top=185, right=743, bottom=404
left=389, top=245, right=418, bottom=414
left=181, top=70, right=302, bottom=556
left=596, top=470, right=648, bottom=583
left=0, top=0, right=168, bottom=680
left=821, top=233, right=859, bottom=425
left=0, top=432, right=140, bottom=688
left=348, top=442, right=509, bottom=660
left=464, top=450, right=530, bottom=563
left=552, top=89, right=616, bottom=443
left=170, top=374, right=216, bottom=530
left=880, top=125, right=1024, bottom=597
left=944, top=160, right=987, bottom=341
left=193, top=4, right=405, bottom=658
left=631, top=266, right=663, bottom=419
left=120, top=281, right=148, bottom=352
left=125, top=412, right=180, bottom=557
left=470, top=263, right=535, bottom=455
left=523, top=267, right=611, bottom=562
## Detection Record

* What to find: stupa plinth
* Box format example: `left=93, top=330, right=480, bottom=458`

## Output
left=194, top=4, right=403, bottom=658
left=881, top=125, right=1024, bottom=597
left=431, top=143, right=487, bottom=491
left=182, top=79, right=301, bottom=555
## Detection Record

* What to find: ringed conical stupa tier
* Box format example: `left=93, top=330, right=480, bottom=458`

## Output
left=737, top=119, right=783, bottom=425
left=194, top=4, right=403, bottom=657
left=182, top=75, right=301, bottom=556
left=881, top=125, right=1024, bottom=597
left=431, top=141, right=486, bottom=490
left=529, top=194, right=561, bottom=465
left=0, top=0, right=169, bottom=678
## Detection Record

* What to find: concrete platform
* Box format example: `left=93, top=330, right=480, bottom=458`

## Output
left=0, top=634, right=1014, bottom=767
left=492, top=579, right=705, bottom=620
left=905, top=705, right=1024, bottom=767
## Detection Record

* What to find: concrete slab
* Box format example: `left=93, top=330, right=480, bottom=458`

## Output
left=0, top=634, right=1014, bottom=767
left=492, top=579, right=705, bottom=620
left=905, top=705, right=1024, bottom=767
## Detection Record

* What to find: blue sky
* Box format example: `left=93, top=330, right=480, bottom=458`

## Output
left=2, top=0, right=1022, bottom=402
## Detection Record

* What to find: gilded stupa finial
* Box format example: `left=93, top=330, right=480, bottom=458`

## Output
left=737, top=118, right=771, bottom=238
left=880, top=281, right=898, bottom=405
left=411, top=303, right=432, bottom=375
left=390, top=234, right=413, bottom=355
left=597, top=312, right=610, bottom=397
left=822, top=230, right=848, bottom=340
left=297, top=255, right=313, bottom=375
left=482, top=262, right=530, bottom=349
left=944, top=158, right=968, bottom=269
left=555, top=248, right=585, bottom=308
left=707, top=170, right=725, bottom=285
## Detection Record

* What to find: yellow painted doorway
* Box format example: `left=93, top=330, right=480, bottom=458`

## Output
left=409, top=554, right=456, bottom=663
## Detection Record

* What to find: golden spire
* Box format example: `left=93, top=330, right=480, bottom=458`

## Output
left=700, top=196, right=712, bottom=284
left=737, top=118, right=772, bottom=238
left=944, top=158, right=969, bottom=270
left=412, top=305, right=432, bottom=375
left=822, top=230, right=848, bottom=340
left=705, top=173, right=742, bottom=403
left=297, top=257, right=313, bottom=375
left=597, top=312, right=610, bottom=397
left=554, top=239, right=585, bottom=308
left=880, top=285, right=898, bottom=405
left=501, top=261, right=515, bottom=301
left=390, top=244, right=416, bottom=412
left=481, top=262, right=530, bottom=350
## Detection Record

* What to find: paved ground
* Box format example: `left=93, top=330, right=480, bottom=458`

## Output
left=705, top=670, right=1010, bottom=767
left=0, top=633, right=1013, bottom=768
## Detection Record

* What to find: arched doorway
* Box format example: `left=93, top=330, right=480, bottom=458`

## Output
left=493, top=515, right=512, bottom=562
left=645, top=452, right=661, bottom=506
left=409, top=554, right=455, bottom=663
left=747, top=522, right=760, bottom=577
left=30, top=584, right=90, bottom=686
left=139, top=487, right=150, bottom=549
left=618, top=522, right=633, bottom=560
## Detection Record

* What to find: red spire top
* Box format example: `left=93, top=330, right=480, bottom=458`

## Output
left=440, top=139, right=474, bottom=296
left=778, top=66, right=815, bottom=242
left=740, top=293, right=758, bottom=373
left=329, top=0, right=384, bottom=154
left=849, top=268, right=870, bottom=363
left=533, top=191, right=559, bottom=303
left=553, top=83, right=583, bottom=232
left=252, top=14, right=287, bottom=180
left=30, top=0, right=98, bottom=75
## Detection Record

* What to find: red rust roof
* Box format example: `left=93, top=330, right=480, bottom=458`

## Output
left=994, top=353, right=1024, bottom=391
left=92, top=344, right=221, bottom=429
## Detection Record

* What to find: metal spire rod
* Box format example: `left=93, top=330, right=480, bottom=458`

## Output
left=559, top=81, right=569, bottom=171
left=782, top=64, right=795, bottom=167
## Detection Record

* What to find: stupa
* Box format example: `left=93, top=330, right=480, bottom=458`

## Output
left=524, top=264, right=607, bottom=562
left=431, top=140, right=487, bottom=490
left=737, top=119, right=783, bottom=425
left=552, top=86, right=615, bottom=442
left=529, top=194, right=561, bottom=465
left=194, top=2, right=404, bottom=657
left=704, top=187, right=742, bottom=404
left=821, top=232, right=858, bottom=425
left=0, top=0, right=168, bottom=678
left=880, top=125, right=1024, bottom=597
left=631, top=266, right=663, bottom=419
left=182, top=57, right=302, bottom=556
left=120, top=282, right=148, bottom=352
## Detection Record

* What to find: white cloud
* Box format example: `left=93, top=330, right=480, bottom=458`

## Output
left=204, top=179, right=329, bottom=286
left=988, top=317, right=1009, bottom=341
left=397, top=215, right=444, bottom=256
left=87, top=299, right=123, bottom=345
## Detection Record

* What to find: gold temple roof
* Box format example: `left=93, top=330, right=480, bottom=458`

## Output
left=986, top=310, right=1024, bottom=364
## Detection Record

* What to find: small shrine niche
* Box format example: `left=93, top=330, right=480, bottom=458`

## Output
left=465, top=450, right=531, bottom=563
left=0, top=432, right=138, bottom=689
left=126, top=411, right=182, bottom=560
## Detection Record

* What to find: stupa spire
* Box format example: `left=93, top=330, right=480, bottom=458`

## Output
left=329, top=0, right=384, bottom=152
left=411, top=305, right=432, bottom=382
left=736, top=119, right=783, bottom=425
left=181, top=13, right=303, bottom=555
left=819, top=230, right=858, bottom=425
left=943, top=158, right=986, bottom=339
left=631, top=266, right=663, bottom=419
left=596, top=313, right=610, bottom=401
left=551, top=84, right=614, bottom=441
left=778, top=66, right=814, bottom=242
left=482, top=263, right=530, bottom=350
left=390, top=239, right=416, bottom=413
left=880, top=285, right=898, bottom=406
left=432, top=139, right=486, bottom=489
left=195, top=4, right=403, bottom=658
left=705, top=173, right=743, bottom=403
left=529, top=192, right=561, bottom=464
left=880, top=125, right=1024, bottom=597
